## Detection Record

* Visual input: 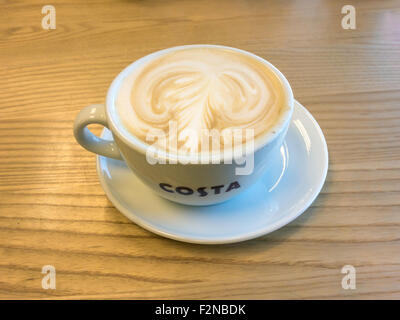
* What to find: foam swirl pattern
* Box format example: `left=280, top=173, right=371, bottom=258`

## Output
left=116, top=47, right=285, bottom=153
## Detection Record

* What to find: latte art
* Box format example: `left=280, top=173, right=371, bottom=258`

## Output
left=116, top=47, right=286, bottom=153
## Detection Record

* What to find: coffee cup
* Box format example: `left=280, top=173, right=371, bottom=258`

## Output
left=74, top=45, right=294, bottom=205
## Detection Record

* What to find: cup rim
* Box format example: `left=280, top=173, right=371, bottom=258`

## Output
left=106, top=44, right=294, bottom=163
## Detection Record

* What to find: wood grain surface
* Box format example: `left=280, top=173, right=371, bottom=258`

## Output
left=1, top=0, right=400, bottom=299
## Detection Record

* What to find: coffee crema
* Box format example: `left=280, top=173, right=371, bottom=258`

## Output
left=115, top=47, right=286, bottom=153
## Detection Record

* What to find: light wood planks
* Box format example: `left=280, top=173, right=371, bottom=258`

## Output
left=0, top=0, right=399, bottom=299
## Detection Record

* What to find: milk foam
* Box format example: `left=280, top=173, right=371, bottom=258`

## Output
left=115, top=47, right=286, bottom=153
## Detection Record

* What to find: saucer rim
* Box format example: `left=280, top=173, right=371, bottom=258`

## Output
left=96, top=100, right=329, bottom=244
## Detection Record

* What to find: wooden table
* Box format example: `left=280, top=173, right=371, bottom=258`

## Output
left=1, top=0, right=399, bottom=299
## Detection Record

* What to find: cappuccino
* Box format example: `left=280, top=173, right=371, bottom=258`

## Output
left=74, top=45, right=294, bottom=205
left=115, top=47, right=286, bottom=154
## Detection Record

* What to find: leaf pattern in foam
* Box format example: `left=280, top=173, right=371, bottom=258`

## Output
left=129, top=58, right=277, bottom=153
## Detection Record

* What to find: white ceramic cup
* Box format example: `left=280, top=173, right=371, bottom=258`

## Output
left=74, top=45, right=294, bottom=205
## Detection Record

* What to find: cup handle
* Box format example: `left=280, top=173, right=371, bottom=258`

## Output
left=73, top=104, right=122, bottom=160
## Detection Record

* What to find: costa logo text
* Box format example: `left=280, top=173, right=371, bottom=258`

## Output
left=159, top=181, right=240, bottom=197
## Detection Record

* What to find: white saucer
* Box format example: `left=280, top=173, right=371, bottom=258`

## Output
left=96, top=100, right=328, bottom=244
